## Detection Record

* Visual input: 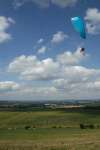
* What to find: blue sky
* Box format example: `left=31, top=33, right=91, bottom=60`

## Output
left=0, top=0, right=100, bottom=101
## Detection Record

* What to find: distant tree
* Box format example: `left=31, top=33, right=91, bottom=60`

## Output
left=52, top=125, right=57, bottom=128
left=80, top=124, right=85, bottom=129
left=25, top=126, right=30, bottom=130
left=89, top=124, right=95, bottom=129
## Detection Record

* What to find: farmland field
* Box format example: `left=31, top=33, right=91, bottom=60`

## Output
left=0, top=108, right=100, bottom=149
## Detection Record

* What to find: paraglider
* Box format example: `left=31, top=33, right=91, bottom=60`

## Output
left=71, top=16, right=86, bottom=55
left=71, top=16, right=86, bottom=39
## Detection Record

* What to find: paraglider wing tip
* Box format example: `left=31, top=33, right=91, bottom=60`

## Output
left=71, top=16, right=80, bottom=21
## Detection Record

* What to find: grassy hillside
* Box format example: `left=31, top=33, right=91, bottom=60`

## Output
left=0, top=108, right=100, bottom=149
left=0, top=109, right=100, bottom=128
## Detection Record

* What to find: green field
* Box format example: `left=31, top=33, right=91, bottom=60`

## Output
left=0, top=108, right=100, bottom=149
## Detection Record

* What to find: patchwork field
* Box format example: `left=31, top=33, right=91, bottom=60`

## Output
left=0, top=108, right=100, bottom=149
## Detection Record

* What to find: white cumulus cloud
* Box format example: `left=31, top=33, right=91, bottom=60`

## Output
left=0, top=16, right=15, bottom=43
left=8, top=55, right=59, bottom=80
left=0, top=81, right=19, bottom=93
left=85, top=8, right=100, bottom=34
left=51, top=31, right=68, bottom=44
left=37, top=38, right=44, bottom=44
left=8, top=48, right=89, bottom=81
left=38, top=46, right=47, bottom=54
left=57, top=47, right=86, bottom=65
left=7, top=47, right=100, bottom=100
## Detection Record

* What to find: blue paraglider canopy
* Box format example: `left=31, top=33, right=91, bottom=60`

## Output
left=71, top=17, right=86, bottom=39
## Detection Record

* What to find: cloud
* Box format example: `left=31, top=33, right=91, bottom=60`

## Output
left=13, top=0, right=49, bottom=9
left=8, top=49, right=100, bottom=100
left=85, top=8, right=100, bottom=34
left=13, top=0, right=78, bottom=8
left=8, top=48, right=88, bottom=81
left=18, top=86, right=57, bottom=98
left=51, top=0, right=78, bottom=8
left=57, top=47, right=87, bottom=65
left=8, top=55, right=59, bottom=80
left=7, top=47, right=100, bottom=100
left=0, top=81, right=19, bottom=93
left=38, top=46, right=47, bottom=54
left=32, top=0, right=50, bottom=8
left=1, top=79, right=100, bottom=100
left=0, top=16, right=15, bottom=43
left=51, top=31, right=68, bottom=44
left=5, top=72, right=100, bottom=100
left=37, top=38, right=44, bottom=44
left=13, top=0, right=29, bottom=9
left=54, top=66, right=100, bottom=84
left=0, top=84, right=59, bottom=101
left=52, top=78, right=100, bottom=99
left=53, top=66, right=100, bottom=99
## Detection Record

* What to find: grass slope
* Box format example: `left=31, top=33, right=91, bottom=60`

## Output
left=0, top=108, right=100, bottom=149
